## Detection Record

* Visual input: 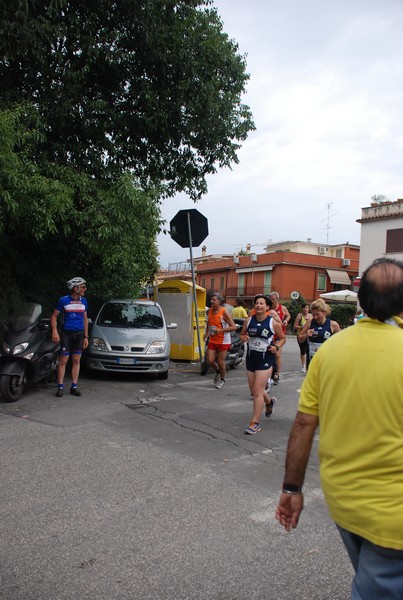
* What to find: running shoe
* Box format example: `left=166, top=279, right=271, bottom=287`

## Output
left=214, top=371, right=221, bottom=385
left=70, top=387, right=82, bottom=396
left=265, top=397, right=276, bottom=418
left=55, top=387, right=64, bottom=398
left=273, top=374, right=280, bottom=385
left=215, top=379, right=225, bottom=389
left=245, top=421, right=261, bottom=435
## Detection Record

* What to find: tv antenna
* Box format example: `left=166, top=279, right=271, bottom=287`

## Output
left=322, top=202, right=337, bottom=246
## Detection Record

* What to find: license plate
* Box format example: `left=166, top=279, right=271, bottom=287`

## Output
left=116, top=357, right=136, bottom=365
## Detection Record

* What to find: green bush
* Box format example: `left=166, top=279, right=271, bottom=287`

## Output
left=284, top=296, right=307, bottom=333
left=328, top=304, right=357, bottom=328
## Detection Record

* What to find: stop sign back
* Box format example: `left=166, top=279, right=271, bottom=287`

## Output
left=170, top=209, right=209, bottom=248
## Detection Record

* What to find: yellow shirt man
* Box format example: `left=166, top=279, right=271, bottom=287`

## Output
left=231, top=305, right=248, bottom=319
left=299, top=317, right=403, bottom=550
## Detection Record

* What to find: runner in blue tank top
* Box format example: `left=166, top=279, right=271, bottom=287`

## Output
left=240, top=295, right=286, bottom=435
left=297, top=298, right=341, bottom=369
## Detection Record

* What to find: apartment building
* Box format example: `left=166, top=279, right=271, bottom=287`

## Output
left=195, top=240, right=359, bottom=306
left=357, top=198, right=403, bottom=274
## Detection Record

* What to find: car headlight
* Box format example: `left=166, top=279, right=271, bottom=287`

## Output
left=90, top=337, right=108, bottom=352
left=2, top=342, right=10, bottom=354
left=13, top=342, right=29, bottom=355
left=146, top=341, right=166, bottom=354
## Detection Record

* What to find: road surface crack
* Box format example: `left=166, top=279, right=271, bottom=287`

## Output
left=125, top=397, right=280, bottom=460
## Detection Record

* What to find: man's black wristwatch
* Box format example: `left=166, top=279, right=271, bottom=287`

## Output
left=282, top=482, right=302, bottom=495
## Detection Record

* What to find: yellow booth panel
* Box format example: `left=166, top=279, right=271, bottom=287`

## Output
left=155, top=279, right=206, bottom=361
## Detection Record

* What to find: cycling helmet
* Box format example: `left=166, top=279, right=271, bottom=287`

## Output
left=67, top=277, right=86, bottom=290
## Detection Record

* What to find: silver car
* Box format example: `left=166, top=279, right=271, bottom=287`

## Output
left=86, top=299, right=177, bottom=379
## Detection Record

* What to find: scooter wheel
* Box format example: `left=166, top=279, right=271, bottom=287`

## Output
left=200, top=361, right=209, bottom=376
left=0, top=375, right=24, bottom=402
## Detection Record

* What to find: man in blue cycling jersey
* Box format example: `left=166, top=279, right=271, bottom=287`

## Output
left=51, top=277, right=89, bottom=397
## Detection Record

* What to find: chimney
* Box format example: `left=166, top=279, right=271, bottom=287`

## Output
left=201, top=245, right=206, bottom=257
left=246, top=243, right=251, bottom=253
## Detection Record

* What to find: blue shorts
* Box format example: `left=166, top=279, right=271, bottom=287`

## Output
left=246, top=350, right=276, bottom=372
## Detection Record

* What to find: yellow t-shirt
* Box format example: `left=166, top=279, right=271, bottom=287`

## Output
left=232, top=306, right=248, bottom=319
left=299, top=317, right=403, bottom=550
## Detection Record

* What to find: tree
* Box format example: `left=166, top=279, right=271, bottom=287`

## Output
left=1, top=0, right=254, bottom=199
left=0, top=106, right=161, bottom=316
left=0, top=1, right=254, bottom=315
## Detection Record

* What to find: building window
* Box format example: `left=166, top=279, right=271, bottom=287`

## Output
left=317, top=274, right=326, bottom=291
left=220, top=276, right=224, bottom=290
left=263, top=271, right=272, bottom=295
left=210, top=277, right=215, bottom=290
left=386, top=228, right=403, bottom=253
left=201, top=278, right=206, bottom=289
left=237, top=273, right=245, bottom=296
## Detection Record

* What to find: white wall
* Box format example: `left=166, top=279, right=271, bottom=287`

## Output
left=359, top=214, right=403, bottom=274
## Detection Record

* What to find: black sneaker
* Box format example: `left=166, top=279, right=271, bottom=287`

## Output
left=55, top=387, right=64, bottom=398
left=70, top=387, right=82, bottom=396
left=265, top=397, right=276, bottom=418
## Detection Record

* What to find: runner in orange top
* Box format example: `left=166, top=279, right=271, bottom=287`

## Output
left=204, top=293, right=237, bottom=389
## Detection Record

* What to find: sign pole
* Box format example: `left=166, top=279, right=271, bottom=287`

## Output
left=187, top=211, right=203, bottom=364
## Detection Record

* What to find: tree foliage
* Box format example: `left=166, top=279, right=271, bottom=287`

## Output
left=0, top=1, right=254, bottom=316
left=1, top=0, right=254, bottom=199
left=0, top=106, right=160, bottom=316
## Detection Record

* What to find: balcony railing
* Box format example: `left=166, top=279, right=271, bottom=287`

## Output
left=207, top=286, right=272, bottom=299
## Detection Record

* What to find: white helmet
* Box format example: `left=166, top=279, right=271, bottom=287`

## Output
left=67, top=277, right=86, bottom=290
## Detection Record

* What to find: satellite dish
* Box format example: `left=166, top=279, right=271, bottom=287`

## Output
left=290, top=291, right=300, bottom=300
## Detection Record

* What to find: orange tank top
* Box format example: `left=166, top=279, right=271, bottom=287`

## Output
left=208, top=307, right=230, bottom=345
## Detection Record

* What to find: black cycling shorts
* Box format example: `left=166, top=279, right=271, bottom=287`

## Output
left=60, top=330, right=85, bottom=355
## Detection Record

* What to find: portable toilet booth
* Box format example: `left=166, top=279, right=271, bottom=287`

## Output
left=154, top=280, right=206, bottom=361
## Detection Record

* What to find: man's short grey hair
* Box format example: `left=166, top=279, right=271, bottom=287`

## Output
left=270, top=291, right=279, bottom=299
left=212, top=292, right=224, bottom=304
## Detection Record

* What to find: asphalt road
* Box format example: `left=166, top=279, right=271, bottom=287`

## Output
left=0, top=338, right=353, bottom=600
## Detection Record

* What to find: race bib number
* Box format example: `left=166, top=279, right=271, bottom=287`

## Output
left=248, top=337, right=269, bottom=353
left=309, top=341, right=321, bottom=356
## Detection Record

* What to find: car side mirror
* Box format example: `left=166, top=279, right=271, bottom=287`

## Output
left=167, top=322, right=178, bottom=329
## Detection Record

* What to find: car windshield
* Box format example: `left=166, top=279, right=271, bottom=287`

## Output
left=97, top=302, right=163, bottom=328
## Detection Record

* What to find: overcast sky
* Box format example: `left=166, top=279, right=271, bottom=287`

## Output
left=157, top=0, right=403, bottom=267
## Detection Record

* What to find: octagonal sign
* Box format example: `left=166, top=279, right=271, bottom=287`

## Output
left=170, top=209, right=209, bottom=248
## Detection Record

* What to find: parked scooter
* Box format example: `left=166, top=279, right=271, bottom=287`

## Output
left=0, top=303, right=60, bottom=402
left=200, top=318, right=245, bottom=376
